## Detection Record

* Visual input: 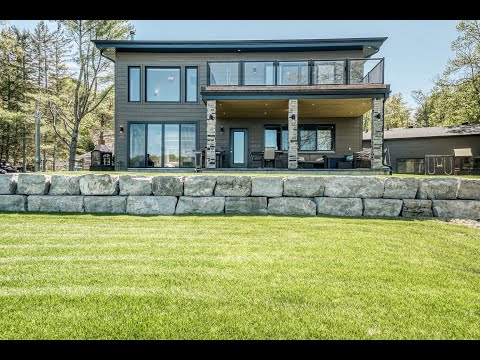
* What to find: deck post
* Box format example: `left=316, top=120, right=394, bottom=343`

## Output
left=371, top=97, right=385, bottom=170
left=206, top=100, right=217, bottom=169
left=288, top=99, right=299, bottom=170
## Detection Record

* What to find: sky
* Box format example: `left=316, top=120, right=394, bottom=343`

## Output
left=8, top=20, right=460, bottom=108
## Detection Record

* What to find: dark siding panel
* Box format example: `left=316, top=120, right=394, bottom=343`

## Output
left=363, top=135, right=480, bottom=173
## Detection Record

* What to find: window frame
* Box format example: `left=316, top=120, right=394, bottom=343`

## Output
left=185, top=66, right=199, bottom=103
left=145, top=66, right=182, bottom=103
left=128, top=66, right=141, bottom=102
left=264, top=125, right=288, bottom=151
left=127, top=121, right=197, bottom=168
left=298, top=124, right=335, bottom=152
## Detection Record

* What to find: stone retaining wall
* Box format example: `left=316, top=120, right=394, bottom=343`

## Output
left=0, top=174, right=479, bottom=219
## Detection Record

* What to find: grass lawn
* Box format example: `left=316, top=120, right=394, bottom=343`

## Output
left=0, top=213, right=479, bottom=339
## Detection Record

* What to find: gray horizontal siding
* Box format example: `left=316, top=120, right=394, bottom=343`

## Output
left=115, top=50, right=364, bottom=169
left=362, top=135, right=480, bottom=173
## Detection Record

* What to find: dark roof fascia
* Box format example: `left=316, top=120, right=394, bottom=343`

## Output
left=201, top=85, right=390, bottom=101
left=92, top=37, right=387, bottom=56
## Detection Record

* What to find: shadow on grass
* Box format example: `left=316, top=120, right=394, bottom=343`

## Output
left=0, top=210, right=438, bottom=223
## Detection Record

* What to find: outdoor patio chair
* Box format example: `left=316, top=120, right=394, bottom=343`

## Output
left=263, top=147, right=276, bottom=168
left=249, top=149, right=263, bottom=168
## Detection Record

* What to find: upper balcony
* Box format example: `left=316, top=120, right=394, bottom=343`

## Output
left=202, top=58, right=389, bottom=101
left=206, top=58, right=384, bottom=87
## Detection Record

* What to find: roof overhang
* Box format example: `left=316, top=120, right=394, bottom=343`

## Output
left=92, top=37, right=387, bottom=58
left=201, top=84, right=391, bottom=101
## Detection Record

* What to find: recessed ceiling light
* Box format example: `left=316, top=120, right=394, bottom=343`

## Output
left=238, top=49, right=241, bottom=52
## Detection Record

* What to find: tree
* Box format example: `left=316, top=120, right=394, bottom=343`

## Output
left=49, top=20, right=133, bottom=170
left=362, top=93, right=412, bottom=131
left=412, top=90, right=433, bottom=127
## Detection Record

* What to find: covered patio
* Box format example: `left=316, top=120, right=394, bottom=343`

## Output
left=200, top=94, right=386, bottom=171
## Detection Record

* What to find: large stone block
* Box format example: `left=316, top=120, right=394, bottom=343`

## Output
left=363, top=198, right=402, bottom=217
left=84, top=196, right=126, bottom=214
left=283, top=176, right=325, bottom=197
left=183, top=176, right=216, bottom=196
left=126, top=196, right=177, bottom=215
left=432, top=200, right=480, bottom=219
left=119, top=175, right=152, bottom=196
left=16, top=174, right=50, bottom=195
left=418, top=178, right=459, bottom=200
left=457, top=179, right=480, bottom=200
left=251, top=177, right=283, bottom=197
left=79, top=174, right=119, bottom=196
left=225, top=197, right=267, bottom=214
left=383, top=177, right=418, bottom=199
left=48, top=175, right=80, bottom=195
left=324, top=176, right=384, bottom=198
left=0, top=195, right=26, bottom=212
left=402, top=199, right=433, bottom=217
left=268, top=197, right=316, bottom=216
left=152, top=176, right=184, bottom=196
left=28, top=196, right=84, bottom=213
left=176, top=196, right=225, bottom=214
left=0, top=174, right=17, bottom=194
left=315, top=197, right=363, bottom=217
left=214, top=176, right=251, bottom=197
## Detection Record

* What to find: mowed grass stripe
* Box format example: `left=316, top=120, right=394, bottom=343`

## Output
left=0, top=212, right=479, bottom=339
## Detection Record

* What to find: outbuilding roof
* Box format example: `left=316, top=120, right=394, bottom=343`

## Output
left=363, top=124, right=480, bottom=140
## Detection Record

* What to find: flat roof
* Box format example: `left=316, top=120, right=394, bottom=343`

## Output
left=363, top=124, right=480, bottom=140
left=93, top=37, right=387, bottom=57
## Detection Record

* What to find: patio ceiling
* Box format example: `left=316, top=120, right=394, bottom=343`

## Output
left=216, top=98, right=372, bottom=119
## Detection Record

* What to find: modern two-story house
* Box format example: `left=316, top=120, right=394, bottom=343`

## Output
left=93, top=36, right=390, bottom=172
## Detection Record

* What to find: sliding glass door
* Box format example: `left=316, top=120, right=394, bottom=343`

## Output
left=129, top=122, right=196, bottom=168
left=147, top=124, right=162, bottom=167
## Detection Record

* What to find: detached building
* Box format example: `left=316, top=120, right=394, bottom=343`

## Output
left=363, top=124, right=480, bottom=175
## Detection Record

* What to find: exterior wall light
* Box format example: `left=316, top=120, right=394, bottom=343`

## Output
left=119, top=126, right=124, bottom=133
left=220, top=126, right=224, bottom=134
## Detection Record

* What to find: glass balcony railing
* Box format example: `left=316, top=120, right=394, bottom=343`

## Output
left=207, top=58, right=384, bottom=86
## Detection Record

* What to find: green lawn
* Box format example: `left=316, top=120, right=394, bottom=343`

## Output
left=0, top=213, right=479, bottom=339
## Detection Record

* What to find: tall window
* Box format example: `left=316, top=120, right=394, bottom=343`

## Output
left=146, top=67, right=181, bottom=102
left=128, top=122, right=197, bottom=168
left=299, top=125, right=335, bottom=151
left=128, top=67, right=141, bottom=102
left=185, top=67, right=198, bottom=102
left=264, top=125, right=288, bottom=150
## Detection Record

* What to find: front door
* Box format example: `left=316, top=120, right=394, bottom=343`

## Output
left=230, top=129, right=248, bottom=168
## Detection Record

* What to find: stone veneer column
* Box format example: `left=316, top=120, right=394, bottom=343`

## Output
left=371, top=97, right=385, bottom=170
left=288, top=99, right=298, bottom=170
left=206, top=100, right=217, bottom=169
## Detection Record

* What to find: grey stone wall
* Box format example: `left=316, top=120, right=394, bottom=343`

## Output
left=0, top=174, right=479, bottom=219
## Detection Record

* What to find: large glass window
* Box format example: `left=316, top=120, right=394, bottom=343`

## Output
left=185, top=67, right=198, bottom=102
left=146, top=67, right=181, bottom=102
left=208, top=62, right=239, bottom=85
left=128, top=122, right=196, bottom=168
left=129, top=124, right=145, bottom=167
left=244, top=62, right=275, bottom=85
left=147, top=124, right=162, bottom=167
left=264, top=125, right=288, bottom=151
left=128, top=67, right=141, bottom=102
left=180, top=124, right=196, bottom=167
left=277, top=61, right=309, bottom=85
left=299, top=125, right=334, bottom=151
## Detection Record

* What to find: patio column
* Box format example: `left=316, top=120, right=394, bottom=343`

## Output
left=206, top=100, right=216, bottom=169
left=288, top=99, right=299, bottom=170
left=371, top=97, right=385, bottom=170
